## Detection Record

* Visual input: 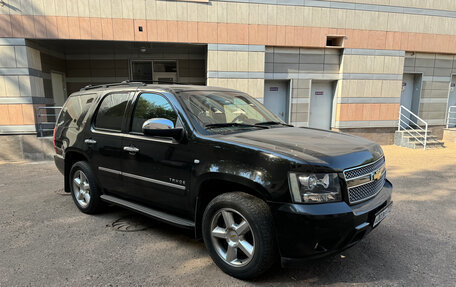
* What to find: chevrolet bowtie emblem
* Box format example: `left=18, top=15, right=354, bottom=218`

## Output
left=372, top=169, right=383, bottom=181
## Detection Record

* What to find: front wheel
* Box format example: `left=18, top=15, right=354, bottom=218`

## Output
left=202, top=192, right=276, bottom=279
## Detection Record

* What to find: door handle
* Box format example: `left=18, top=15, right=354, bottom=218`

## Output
left=84, top=139, right=97, bottom=144
left=123, top=146, right=139, bottom=154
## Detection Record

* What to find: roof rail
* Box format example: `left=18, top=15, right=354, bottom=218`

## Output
left=80, top=80, right=146, bottom=91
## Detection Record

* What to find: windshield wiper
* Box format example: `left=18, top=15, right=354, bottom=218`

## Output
left=254, top=121, right=294, bottom=127
left=205, top=123, right=269, bottom=129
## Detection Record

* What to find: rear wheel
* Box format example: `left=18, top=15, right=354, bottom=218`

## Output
left=202, top=192, right=276, bottom=279
left=69, top=161, right=103, bottom=214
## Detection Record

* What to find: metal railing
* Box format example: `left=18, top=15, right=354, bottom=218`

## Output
left=37, top=106, right=62, bottom=137
left=446, top=106, right=456, bottom=129
left=398, top=105, right=429, bottom=150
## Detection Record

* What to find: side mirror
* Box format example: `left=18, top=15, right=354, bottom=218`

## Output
left=142, top=118, right=184, bottom=141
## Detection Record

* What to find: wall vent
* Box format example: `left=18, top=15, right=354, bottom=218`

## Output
left=326, top=36, right=345, bottom=48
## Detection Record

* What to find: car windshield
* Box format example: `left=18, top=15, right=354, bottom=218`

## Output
left=178, top=90, right=284, bottom=133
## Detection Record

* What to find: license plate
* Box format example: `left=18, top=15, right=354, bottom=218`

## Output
left=373, top=203, right=392, bottom=227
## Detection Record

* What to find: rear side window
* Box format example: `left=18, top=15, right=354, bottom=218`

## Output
left=58, top=94, right=96, bottom=128
left=94, top=93, right=129, bottom=131
left=131, top=93, right=178, bottom=133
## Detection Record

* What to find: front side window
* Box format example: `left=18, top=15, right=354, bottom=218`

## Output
left=94, top=93, right=129, bottom=131
left=131, top=93, right=178, bottom=133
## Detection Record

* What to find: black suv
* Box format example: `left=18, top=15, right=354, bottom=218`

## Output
left=54, top=82, right=393, bottom=279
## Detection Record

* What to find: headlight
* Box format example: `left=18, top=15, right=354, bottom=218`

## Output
left=288, top=172, right=341, bottom=203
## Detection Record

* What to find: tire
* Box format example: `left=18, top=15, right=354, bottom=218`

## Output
left=202, top=192, right=276, bottom=280
left=69, top=161, right=103, bottom=214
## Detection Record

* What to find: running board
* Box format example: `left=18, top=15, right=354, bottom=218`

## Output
left=100, top=195, right=195, bottom=228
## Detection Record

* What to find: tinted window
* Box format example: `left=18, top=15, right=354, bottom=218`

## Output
left=58, top=94, right=96, bottom=128
left=131, top=93, right=177, bottom=133
left=94, top=93, right=129, bottom=131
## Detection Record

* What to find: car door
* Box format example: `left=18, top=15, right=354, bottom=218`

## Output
left=120, top=92, right=194, bottom=215
left=86, top=91, right=131, bottom=195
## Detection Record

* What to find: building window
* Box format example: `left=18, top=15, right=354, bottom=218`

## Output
left=131, top=60, right=177, bottom=84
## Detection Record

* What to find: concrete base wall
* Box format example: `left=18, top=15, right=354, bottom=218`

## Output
left=336, top=125, right=446, bottom=145
left=335, top=127, right=398, bottom=145
left=0, top=135, right=54, bottom=161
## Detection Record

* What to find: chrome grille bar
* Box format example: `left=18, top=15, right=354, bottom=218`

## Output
left=344, top=157, right=386, bottom=205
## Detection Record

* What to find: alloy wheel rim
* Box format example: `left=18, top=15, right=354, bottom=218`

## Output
left=72, top=170, right=91, bottom=208
left=210, top=208, right=255, bottom=267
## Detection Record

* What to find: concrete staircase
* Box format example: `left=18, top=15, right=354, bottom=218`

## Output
left=394, top=130, right=445, bottom=149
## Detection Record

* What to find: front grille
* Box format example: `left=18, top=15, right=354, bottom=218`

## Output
left=348, top=173, right=386, bottom=204
left=344, top=157, right=385, bottom=180
left=344, top=157, right=386, bottom=204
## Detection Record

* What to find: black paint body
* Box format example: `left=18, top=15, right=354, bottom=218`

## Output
left=54, top=85, right=392, bottom=266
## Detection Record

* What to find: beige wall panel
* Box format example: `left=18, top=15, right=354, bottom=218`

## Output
left=166, top=1, right=177, bottom=21
left=207, top=78, right=217, bottom=87
left=0, top=46, right=16, bottom=67
left=237, top=78, right=248, bottom=93
left=302, top=7, right=313, bottom=27
left=320, top=8, right=331, bottom=28
left=207, top=51, right=217, bottom=71
left=76, top=0, right=90, bottom=17
left=266, top=4, right=276, bottom=25
left=248, top=4, right=259, bottom=25
left=154, top=0, right=166, bottom=20
left=43, top=0, right=56, bottom=16
left=31, top=0, right=45, bottom=16
left=0, top=76, right=6, bottom=96
left=132, top=0, right=146, bottom=19
left=257, top=4, right=268, bottom=25
left=207, top=3, right=217, bottom=23
left=175, top=2, right=187, bottom=21
left=14, top=46, right=28, bottom=67
left=196, top=2, right=209, bottom=22
left=111, top=0, right=122, bottom=18
left=216, top=51, right=227, bottom=72
left=4, top=76, right=20, bottom=97
left=88, top=0, right=101, bottom=18
left=54, top=0, right=68, bottom=17
left=121, top=0, right=134, bottom=19
left=98, top=0, right=112, bottom=18
left=186, top=2, right=198, bottom=22
left=236, top=52, right=249, bottom=72
left=248, top=52, right=265, bottom=73
left=276, top=6, right=289, bottom=26
left=17, top=75, right=32, bottom=97
left=236, top=3, right=249, bottom=24
left=145, top=0, right=157, bottom=20
left=66, top=0, right=80, bottom=17
left=225, top=3, right=236, bottom=24
left=217, top=2, right=227, bottom=23
left=310, top=7, right=322, bottom=27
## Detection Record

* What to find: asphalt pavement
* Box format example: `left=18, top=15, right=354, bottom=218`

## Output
left=1, top=145, right=455, bottom=286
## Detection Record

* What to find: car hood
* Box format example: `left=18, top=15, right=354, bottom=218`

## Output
left=214, top=127, right=384, bottom=171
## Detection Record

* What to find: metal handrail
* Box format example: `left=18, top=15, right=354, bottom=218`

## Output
left=446, top=106, right=456, bottom=129
left=37, top=106, right=62, bottom=137
left=398, top=105, right=428, bottom=150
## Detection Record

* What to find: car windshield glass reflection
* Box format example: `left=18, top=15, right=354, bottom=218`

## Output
left=179, top=91, right=284, bottom=132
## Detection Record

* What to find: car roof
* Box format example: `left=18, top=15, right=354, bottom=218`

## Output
left=75, top=82, right=241, bottom=96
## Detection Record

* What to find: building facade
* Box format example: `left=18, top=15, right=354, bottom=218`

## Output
left=1, top=0, right=456, bottom=159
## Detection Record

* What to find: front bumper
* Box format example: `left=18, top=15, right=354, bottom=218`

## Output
left=269, top=179, right=393, bottom=268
